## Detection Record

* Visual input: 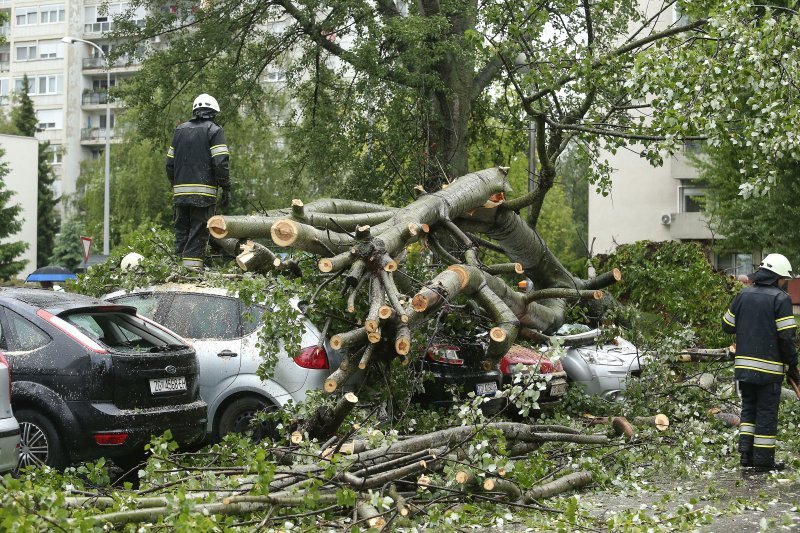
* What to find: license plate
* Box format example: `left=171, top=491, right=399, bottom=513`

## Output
left=475, top=382, right=498, bottom=396
left=149, top=376, right=186, bottom=394
left=549, top=380, right=568, bottom=397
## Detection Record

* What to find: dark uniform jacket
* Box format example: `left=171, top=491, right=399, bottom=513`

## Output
left=166, top=117, right=230, bottom=207
left=722, top=270, right=798, bottom=384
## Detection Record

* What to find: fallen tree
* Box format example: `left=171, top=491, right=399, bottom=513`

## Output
left=207, top=168, right=620, bottom=430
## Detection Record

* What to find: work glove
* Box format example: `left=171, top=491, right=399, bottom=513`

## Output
left=219, top=188, right=231, bottom=209
left=787, top=365, right=800, bottom=387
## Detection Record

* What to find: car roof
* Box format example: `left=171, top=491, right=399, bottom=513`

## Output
left=0, top=287, right=136, bottom=316
left=105, top=283, right=230, bottom=299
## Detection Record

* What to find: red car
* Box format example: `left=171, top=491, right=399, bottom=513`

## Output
left=498, top=344, right=568, bottom=408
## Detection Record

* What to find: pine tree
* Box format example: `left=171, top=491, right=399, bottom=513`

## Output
left=0, top=147, right=29, bottom=279
left=11, top=74, right=60, bottom=267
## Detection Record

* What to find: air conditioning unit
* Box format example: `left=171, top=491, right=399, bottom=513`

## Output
left=660, top=213, right=673, bottom=225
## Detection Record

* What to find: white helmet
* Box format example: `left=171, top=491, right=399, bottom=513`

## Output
left=192, top=93, right=220, bottom=113
left=120, top=252, right=144, bottom=271
left=760, top=253, right=793, bottom=278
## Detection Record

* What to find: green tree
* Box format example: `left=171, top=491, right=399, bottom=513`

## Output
left=695, top=143, right=800, bottom=267
left=50, top=217, right=86, bottom=271
left=8, top=74, right=60, bottom=267
left=0, top=148, right=28, bottom=279
left=109, top=1, right=800, bottom=221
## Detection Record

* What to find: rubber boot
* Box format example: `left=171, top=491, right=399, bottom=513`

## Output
left=740, top=452, right=754, bottom=468
left=753, top=461, right=785, bottom=472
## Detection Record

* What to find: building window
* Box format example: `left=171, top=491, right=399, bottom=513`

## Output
left=36, top=108, right=62, bottom=130
left=47, top=144, right=63, bottom=164
left=680, top=185, right=706, bottom=213
left=84, top=3, right=124, bottom=33
left=38, top=40, right=64, bottom=60
left=40, top=4, right=65, bottom=23
left=13, top=77, right=34, bottom=95
left=718, top=253, right=754, bottom=277
left=0, top=78, right=9, bottom=105
left=38, top=74, right=62, bottom=94
left=92, top=78, right=116, bottom=91
left=15, top=43, right=37, bottom=61
left=15, top=6, right=37, bottom=26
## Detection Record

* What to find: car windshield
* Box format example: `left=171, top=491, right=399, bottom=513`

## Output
left=63, top=311, right=186, bottom=353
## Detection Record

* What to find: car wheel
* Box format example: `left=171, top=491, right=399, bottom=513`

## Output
left=217, top=396, right=277, bottom=442
left=15, top=409, right=67, bottom=470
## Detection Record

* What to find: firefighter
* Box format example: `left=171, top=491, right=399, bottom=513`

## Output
left=166, top=93, right=230, bottom=269
left=722, top=253, right=799, bottom=471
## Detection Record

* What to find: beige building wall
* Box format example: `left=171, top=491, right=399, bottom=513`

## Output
left=0, top=133, right=38, bottom=278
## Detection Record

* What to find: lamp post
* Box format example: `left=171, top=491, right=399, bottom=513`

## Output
left=62, top=36, right=111, bottom=256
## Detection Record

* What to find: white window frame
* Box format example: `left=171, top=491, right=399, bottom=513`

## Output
left=37, top=74, right=62, bottom=95
left=40, top=4, right=66, bottom=24
left=15, top=6, right=38, bottom=26
left=36, top=108, right=62, bottom=130
left=47, top=144, right=63, bottom=164
left=0, top=78, right=9, bottom=105
left=15, top=43, right=37, bottom=61
left=38, top=40, right=64, bottom=60
left=13, top=76, right=34, bottom=95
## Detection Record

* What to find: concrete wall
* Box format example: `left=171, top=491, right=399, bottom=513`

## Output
left=588, top=146, right=679, bottom=254
left=0, top=134, right=38, bottom=278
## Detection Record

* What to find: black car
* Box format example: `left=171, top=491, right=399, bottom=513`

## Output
left=415, top=336, right=504, bottom=413
left=0, top=288, right=206, bottom=468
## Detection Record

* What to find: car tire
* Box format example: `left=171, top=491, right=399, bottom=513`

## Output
left=216, top=396, right=276, bottom=442
left=15, top=409, right=68, bottom=470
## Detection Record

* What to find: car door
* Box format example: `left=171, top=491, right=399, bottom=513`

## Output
left=158, top=293, right=243, bottom=404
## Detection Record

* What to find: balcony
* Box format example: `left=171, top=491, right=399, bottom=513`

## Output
left=81, top=127, right=118, bottom=142
left=82, top=56, right=140, bottom=70
left=82, top=92, right=109, bottom=105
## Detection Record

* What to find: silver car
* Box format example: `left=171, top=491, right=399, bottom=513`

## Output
left=105, top=284, right=339, bottom=440
left=554, top=325, right=644, bottom=401
left=0, top=351, right=20, bottom=473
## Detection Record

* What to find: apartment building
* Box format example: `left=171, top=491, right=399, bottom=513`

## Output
left=0, top=0, right=143, bottom=211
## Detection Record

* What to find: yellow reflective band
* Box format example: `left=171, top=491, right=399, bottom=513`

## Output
left=723, top=317, right=735, bottom=327
left=210, top=144, right=226, bottom=149
left=734, top=366, right=785, bottom=376
left=754, top=434, right=777, bottom=439
left=173, top=192, right=217, bottom=198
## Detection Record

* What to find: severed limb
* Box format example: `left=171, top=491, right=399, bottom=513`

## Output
left=236, top=240, right=279, bottom=273
left=524, top=471, right=593, bottom=502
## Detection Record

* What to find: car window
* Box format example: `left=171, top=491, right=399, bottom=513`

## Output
left=63, top=311, right=185, bottom=352
left=242, top=304, right=266, bottom=336
left=161, top=294, right=241, bottom=340
left=109, top=293, right=162, bottom=319
left=6, top=309, right=51, bottom=351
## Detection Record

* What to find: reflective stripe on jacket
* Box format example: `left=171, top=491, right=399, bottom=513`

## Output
left=722, top=282, right=798, bottom=384
left=166, top=117, right=230, bottom=207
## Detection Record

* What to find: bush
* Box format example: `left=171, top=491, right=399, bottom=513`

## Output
left=594, top=241, right=738, bottom=347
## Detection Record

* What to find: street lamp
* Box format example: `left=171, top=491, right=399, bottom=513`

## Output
left=62, top=36, right=111, bottom=256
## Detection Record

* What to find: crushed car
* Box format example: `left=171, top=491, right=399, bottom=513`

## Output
left=553, top=324, right=645, bottom=401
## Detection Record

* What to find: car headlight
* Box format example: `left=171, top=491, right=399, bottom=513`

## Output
left=577, top=348, right=625, bottom=366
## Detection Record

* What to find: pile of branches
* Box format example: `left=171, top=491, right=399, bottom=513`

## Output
left=208, top=168, right=622, bottom=435
left=60, top=421, right=612, bottom=528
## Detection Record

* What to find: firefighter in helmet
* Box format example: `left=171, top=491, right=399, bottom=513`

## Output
left=166, top=93, right=230, bottom=269
left=723, top=253, right=799, bottom=471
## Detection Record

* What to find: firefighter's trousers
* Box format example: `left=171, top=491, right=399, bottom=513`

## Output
left=173, top=204, right=215, bottom=269
left=738, top=380, right=781, bottom=466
